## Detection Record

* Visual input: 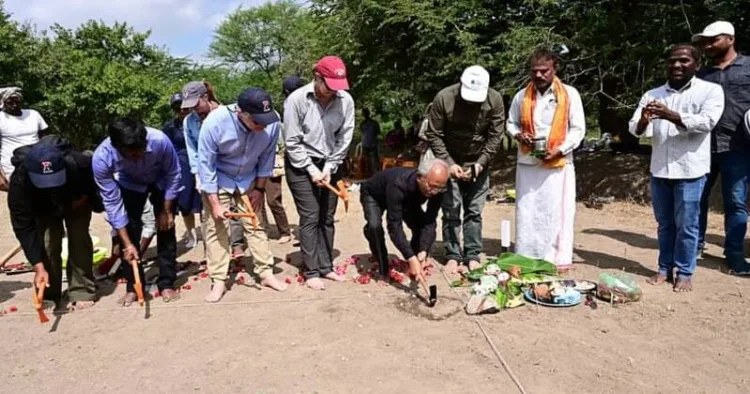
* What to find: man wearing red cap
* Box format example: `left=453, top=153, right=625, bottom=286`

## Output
left=283, top=56, right=355, bottom=290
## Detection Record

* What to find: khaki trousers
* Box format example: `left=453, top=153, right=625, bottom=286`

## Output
left=201, top=191, right=273, bottom=281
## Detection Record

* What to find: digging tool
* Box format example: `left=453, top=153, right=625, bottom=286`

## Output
left=239, top=194, right=260, bottom=230
left=32, top=278, right=49, bottom=323
left=322, top=180, right=350, bottom=212
left=0, top=244, right=23, bottom=270
left=131, top=259, right=145, bottom=307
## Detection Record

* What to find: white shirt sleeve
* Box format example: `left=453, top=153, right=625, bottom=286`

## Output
left=560, top=86, right=586, bottom=155
left=678, top=83, right=725, bottom=134
left=628, top=93, right=653, bottom=138
left=505, top=90, right=524, bottom=137
left=36, top=111, right=49, bottom=130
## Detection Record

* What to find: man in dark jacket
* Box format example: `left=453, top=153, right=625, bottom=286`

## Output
left=8, top=135, right=103, bottom=310
left=360, top=158, right=449, bottom=277
left=425, top=65, right=504, bottom=273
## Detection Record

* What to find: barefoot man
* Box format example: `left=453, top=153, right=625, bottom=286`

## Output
left=199, top=87, right=288, bottom=302
left=425, top=65, right=505, bottom=273
left=9, top=136, right=102, bottom=310
left=629, top=44, right=724, bottom=292
left=283, top=56, right=355, bottom=290
left=360, top=158, right=449, bottom=277
left=93, top=118, right=182, bottom=305
left=506, top=49, right=585, bottom=271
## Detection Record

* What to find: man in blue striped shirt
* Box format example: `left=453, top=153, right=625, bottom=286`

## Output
left=198, top=87, right=288, bottom=302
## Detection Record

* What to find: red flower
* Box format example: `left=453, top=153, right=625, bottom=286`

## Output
left=284, top=277, right=293, bottom=284
left=8, top=306, right=17, bottom=313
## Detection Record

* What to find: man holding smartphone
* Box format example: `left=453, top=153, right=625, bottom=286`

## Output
left=425, top=65, right=505, bottom=273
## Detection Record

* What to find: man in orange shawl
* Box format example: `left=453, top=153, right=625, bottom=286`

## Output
left=506, top=49, right=586, bottom=270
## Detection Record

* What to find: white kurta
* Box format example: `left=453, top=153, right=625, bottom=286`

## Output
left=506, top=83, right=586, bottom=269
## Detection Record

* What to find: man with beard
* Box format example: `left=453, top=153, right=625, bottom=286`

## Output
left=629, top=44, right=724, bottom=291
left=693, top=21, right=750, bottom=274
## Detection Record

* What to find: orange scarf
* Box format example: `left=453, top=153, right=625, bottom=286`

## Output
left=519, top=77, right=569, bottom=168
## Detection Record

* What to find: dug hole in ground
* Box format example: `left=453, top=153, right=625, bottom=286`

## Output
left=0, top=154, right=748, bottom=393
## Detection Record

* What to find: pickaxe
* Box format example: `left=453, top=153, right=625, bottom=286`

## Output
left=32, top=278, right=49, bottom=323
left=322, top=180, right=350, bottom=212
left=131, top=259, right=145, bottom=307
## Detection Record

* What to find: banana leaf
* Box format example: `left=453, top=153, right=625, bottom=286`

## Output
left=466, top=253, right=557, bottom=279
left=495, top=286, right=508, bottom=307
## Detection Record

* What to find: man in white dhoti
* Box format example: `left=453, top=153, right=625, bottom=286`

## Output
left=506, top=49, right=586, bottom=271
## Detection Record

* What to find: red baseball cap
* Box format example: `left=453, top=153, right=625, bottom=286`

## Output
left=315, top=56, right=350, bottom=91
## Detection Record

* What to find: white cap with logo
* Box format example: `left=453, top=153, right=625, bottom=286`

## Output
left=692, top=21, right=735, bottom=42
left=460, top=65, right=490, bottom=103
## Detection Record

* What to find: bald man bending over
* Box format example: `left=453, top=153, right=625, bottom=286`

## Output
left=360, top=158, right=450, bottom=278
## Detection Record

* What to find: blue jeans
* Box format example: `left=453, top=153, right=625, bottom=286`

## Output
left=651, top=176, right=706, bottom=277
left=698, top=151, right=750, bottom=271
left=442, top=168, right=489, bottom=263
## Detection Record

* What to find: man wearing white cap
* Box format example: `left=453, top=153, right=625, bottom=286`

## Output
left=506, top=49, right=585, bottom=272
left=425, top=65, right=504, bottom=273
left=692, top=21, right=750, bottom=274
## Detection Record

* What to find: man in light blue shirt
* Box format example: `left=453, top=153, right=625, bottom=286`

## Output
left=198, top=87, right=288, bottom=302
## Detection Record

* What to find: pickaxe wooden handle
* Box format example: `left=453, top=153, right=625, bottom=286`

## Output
left=131, top=259, right=145, bottom=307
left=322, top=181, right=350, bottom=212
left=0, top=244, right=23, bottom=269
left=32, top=278, right=49, bottom=323
left=239, top=195, right=260, bottom=230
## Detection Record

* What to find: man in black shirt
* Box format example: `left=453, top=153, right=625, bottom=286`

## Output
left=693, top=21, right=750, bottom=273
left=360, top=158, right=449, bottom=277
left=8, top=135, right=103, bottom=310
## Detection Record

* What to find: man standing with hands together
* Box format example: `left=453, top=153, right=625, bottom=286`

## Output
left=425, top=65, right=504, bottom=273
left=629, top=44, right=724, bottom=291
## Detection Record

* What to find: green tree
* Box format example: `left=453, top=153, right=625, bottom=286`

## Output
left=30, top=21, right=189, bottom=147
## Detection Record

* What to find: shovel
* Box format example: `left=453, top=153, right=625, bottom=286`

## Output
left=32, top=278, right=49, bottom=323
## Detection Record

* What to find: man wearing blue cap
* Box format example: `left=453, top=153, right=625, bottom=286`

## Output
left=8, top=135, right=102, bottom=310
left=198, top=87, right=288, bottom=303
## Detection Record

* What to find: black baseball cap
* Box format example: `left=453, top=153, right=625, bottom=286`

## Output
left=169, top=93, right=183, bottom=107
left=237, top=87, right=279, bottom=126
left=25, top=145, right=67, bottom=189
left=282, top=76, right=305, bottom=94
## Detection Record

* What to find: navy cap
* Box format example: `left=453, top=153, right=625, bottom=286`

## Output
left=169, top=93, right=183, bottom=107
left=282, top=76, right=305, bottom=95
left=237, top=87, right=279, bottom=126
left=25, top=145, right=67, bottom=189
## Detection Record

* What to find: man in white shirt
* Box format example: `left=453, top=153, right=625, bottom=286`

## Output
left=506, top=49, right=586, bottom=271
left=0, top=87, right=48, bottom=191
left=629, top=44, right=724, bottom=292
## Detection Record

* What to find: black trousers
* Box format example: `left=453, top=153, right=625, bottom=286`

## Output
left=120, top=186, right=177, bottom=292
left=286, top=158, right=340, bottom=279
left=360, top=191, right=422, bottom=275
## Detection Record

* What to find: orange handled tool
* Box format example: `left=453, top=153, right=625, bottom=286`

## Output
left=131, top=259, right=145, bottom=307
left=322, top=180, right=350, bottom=212
left=32, top=278, right=49, bottom=323
left=239, top=194, right=260, bottom=230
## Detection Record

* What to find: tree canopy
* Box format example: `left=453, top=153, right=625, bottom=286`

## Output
left=2, top=0, right=750, bottom=148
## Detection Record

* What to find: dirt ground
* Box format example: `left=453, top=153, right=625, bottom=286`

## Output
left=1, top=180, right=750, bottom=394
